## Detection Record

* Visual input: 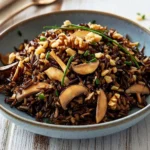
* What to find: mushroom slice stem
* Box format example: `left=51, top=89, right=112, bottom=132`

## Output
left=59, top=85, right=88, bottom=110
left=136, top=93, right=142, bottom=103
left=126, top=84, right=150, bottom=94
left=16, top=82, right=52, bottom=101
left=0, top=62, right=18, bottom=71
left=45, top=67, right=70, bottom=85
left=96, top=89, right=107, bottom=123
left=72, top=61, right=99, bottom=75
left=12, top=61, right=24, bottom=81
left=50, top=50, right=67, bottom=72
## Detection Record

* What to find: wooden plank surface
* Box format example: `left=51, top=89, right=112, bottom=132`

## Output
left=0, top=0, right=150, bottom=150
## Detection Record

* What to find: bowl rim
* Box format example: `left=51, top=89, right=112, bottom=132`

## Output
left=0, top=10, right=150, bottom=131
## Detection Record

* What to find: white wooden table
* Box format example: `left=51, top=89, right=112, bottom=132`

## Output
left=0, top=0, right=150, bottom=149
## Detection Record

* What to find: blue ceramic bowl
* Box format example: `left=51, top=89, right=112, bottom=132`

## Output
left=0, top=10, right=150, bottom=139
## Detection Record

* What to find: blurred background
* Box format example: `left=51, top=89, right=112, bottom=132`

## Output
left=0, top=0, right=150, bottom=33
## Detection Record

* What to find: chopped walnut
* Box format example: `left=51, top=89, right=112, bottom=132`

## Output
left=112, top=31, right=123, bottom=39
left=110, top=59, right=116, bottom=66
left=66, top=48, right=76, bottom=56
left=85, top=32, right=102, bottom=43
left=108, top=93, right=120, bottom=110
left=89, top=23, right=106, bottom=30
left=101, top=69, right=109, bottom=76
left=104, top=76, right=113, bottom=83
left=95, top=52, right=104, bottom=58
left=63, top=20, right=71, bottom=26
left=35, top=46, right=45, bottom=55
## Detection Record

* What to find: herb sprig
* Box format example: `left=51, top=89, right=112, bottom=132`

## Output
left=44, top=24, right=139, bottom=68
left=61, top=55, right=74, bottom=86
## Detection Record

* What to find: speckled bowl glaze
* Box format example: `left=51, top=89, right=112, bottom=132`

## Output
left=0, top=10, right=150, bottom=139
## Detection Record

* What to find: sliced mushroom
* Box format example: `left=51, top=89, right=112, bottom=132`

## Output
left=12, top=61, right=24, bottom=81
left=45, top=67, right=70, bottom=85
left=96, top=89, right=107, bottom=123
left=50, top=50, right=67, bottom=72
left=16, top=82, right=52, bottom=101
left=0, top=62, right=18, bottom=71
left=126, top=84, right=150, bottom=94
left=0, top=53, right=9, bottom=65
left=59, top=85, right=88, bottom=110
left=85, top=92, right=94, bottom=101
left=72, top=30, right=89, bottom=39
left=126, top=84, right=150, bottom=104
left=72, top=61, right=99, bottom=75
left=136, top=93, right=142, bottom=103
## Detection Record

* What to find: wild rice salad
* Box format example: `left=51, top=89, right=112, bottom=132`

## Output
left=0, top=20, right=150, bottom=125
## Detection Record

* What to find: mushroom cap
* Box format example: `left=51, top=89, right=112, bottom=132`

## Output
left=72, top=61, right=99, bottom=75
left=96, top=89, right=107, bottom=123
left=59, top=85, right=88, bottom=110
left=0, top=62, right=18, bottom=71
left=126, top=84, right=150, bottom=94
left=50, top=50, right=67, bottom=73
left=16, top=82, right=52, bottom=101
left=45, top=67, right=70, bottom=85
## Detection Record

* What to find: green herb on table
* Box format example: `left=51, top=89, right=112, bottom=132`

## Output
left=142, top=14, right=146, bottom=20
left=137, top=12, right=141, bottom=15
left=40, top=36, right=46, bottom=41
left=43, top=24, right=139, bottom=68
left=136, top=13, right=146, bottom=20
left=61, top=56, right=74, bottom=86
left=46, top=51, right=50, bottom=60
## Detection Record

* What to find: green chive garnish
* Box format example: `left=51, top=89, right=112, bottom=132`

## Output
left=90, top=42, right=97, bottom=46
left=84, top=50, right=90, bottom=57
left=46, top=52, right=50, bottom=60
left=17, top=30, right=22, bottom=37
left=95, top=78, right=100, bottom=85
left=40, top=36, right=46, bottom=41
left=91, top=20, right=96, bottom=24
left=61, top=56, right=74, bottom=86
left=125, top=61, right=132, bottom=66
left=89, top=58, right=97, bottom=62
left=43, top=118, right=52, bottom=124
left=38, top=93, right=45, bottom=100
left=43, top=24, right=139, bottom=68
left=55, top=90, right=59, bottom=97
left=107, top=42, right=113, bottom=46
left=90, top=54, right=95, bottom=58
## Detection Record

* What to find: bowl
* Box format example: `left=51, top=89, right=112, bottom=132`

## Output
left=0, top=10, right=150, bottom=139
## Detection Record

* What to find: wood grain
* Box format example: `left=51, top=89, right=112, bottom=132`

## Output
left=0, top=0, right=150, bottom=150
left=0, top=114, right=10, bottom=150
